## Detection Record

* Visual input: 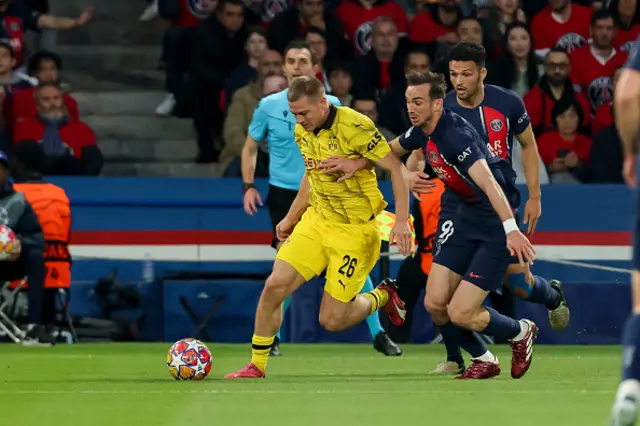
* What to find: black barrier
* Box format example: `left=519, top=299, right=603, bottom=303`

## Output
left=379, top=241, right=390, bottom=282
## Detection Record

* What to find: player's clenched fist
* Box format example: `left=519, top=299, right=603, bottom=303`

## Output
left=276, top=216, right=296, bottom=241
left=390, top=221, right=413, bottom=256
left=506, top=230, right=536, bottom=267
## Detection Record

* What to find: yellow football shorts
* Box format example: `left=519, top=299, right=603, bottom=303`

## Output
left=276, top=209, right=381, bottom=303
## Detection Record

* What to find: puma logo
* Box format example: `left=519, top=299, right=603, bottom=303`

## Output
left=338, top=279, right=347, bottom=290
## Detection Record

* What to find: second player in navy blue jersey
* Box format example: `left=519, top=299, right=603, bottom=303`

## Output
left=389, top=71, right=538, bottom=380
left=405, top=42, right=570, bottom=376
left=610, top=34, right=640, bottom=426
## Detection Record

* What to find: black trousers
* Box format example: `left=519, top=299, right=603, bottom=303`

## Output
left=163, top=27, right=192, bottom=96
left=0, top=248, right=45, bottom=325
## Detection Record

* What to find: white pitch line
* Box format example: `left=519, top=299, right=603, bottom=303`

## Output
left=1, top=389, right=615, bottom=396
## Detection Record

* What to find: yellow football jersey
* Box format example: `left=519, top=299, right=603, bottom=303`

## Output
left=294, top=105, right=391, bottom=224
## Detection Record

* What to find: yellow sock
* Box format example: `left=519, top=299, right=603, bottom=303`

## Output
left=362, top=289, right=390, bottom=315
left=251, top=335, right=275, bottom=372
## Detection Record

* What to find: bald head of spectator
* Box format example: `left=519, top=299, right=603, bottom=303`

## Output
left=35, top=83, right=66, bottom=120
left=404, top=49, right=430, bottom=76
left=28, top=51, right=63, bottom=84
left=458, top=18, right=483, bottom=45
left=258, top=50, right=283, bottom=81
left=216, top=0, right=244, bottom=33
left=306, top=28, right=327, bottom=65
left=263, top=75, right=287, bottom=96
left=371, top=17, right=398, bottom=61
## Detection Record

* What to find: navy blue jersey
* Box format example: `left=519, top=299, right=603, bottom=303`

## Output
left=626, top=36, right=640, bottom=270
left=399, top=108, right=518, bottom=210
left=443, top=85, right=530, bottom=165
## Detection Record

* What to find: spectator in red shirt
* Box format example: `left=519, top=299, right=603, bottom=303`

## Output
left=610, top=0, right=640, bottom=53
left=531, top=0, right=593, bottom=57
left=13, top=83, right=102, bottom=176
left=267, top=0, right=348, bottom=60
left=350, top=16, right=407, bottom=102
left=570, top=9, right=627, bottom=112
left=12, top=51, right=79, bottom=124
left=538, top=98, right=592, bottom=183
left=592, top=66, right=622, bottom=135
left=409, top=0, right=461, bottom=58
left=336, top=0, right=408, bottom=56
left=0, top=0, right=93, bottom=67
left=523, top=47, right=591, bottom=136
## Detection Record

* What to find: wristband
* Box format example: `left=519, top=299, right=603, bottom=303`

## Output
left=503, top=218, right=518, bottom=235
left=242, top=183, right=256, bottom=194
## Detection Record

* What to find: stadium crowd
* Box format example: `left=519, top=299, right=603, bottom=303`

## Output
left=0, top=0, right=103, bottom=176
left=146, top=0, right=632, bottom=184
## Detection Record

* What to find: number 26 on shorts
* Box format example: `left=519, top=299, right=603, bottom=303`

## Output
left=338, top=255, right=358, bottom=278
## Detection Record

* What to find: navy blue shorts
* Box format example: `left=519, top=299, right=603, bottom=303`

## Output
left=433, top=207, right=511, bottom=291
left=633, top=166, right=640, bottom=270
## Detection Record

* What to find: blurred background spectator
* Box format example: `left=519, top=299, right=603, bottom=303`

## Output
left=13, top=83, right=102, bottom=175
left=220, top=52, right=284, bottom=177
left=189, top=0, right=246, bottom=163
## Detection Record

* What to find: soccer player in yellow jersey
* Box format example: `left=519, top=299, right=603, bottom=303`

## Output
left=225, top=76, right=413, bottom=379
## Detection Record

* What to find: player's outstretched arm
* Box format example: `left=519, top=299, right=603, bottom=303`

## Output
left=615, top=67, right=640, bottom=187
left=468, top=159, right=535, bottom=266
left=515, top=125, right=542, bottom=235
left=376, top=153, right=413, bottom=255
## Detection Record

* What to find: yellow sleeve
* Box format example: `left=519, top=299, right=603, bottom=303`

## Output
left=346, top=115, right=391, bottom=162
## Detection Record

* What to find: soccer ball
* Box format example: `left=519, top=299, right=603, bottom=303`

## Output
left=0, top=225, right=16, bottom=261
left=167, top=338, right=212, bottom=381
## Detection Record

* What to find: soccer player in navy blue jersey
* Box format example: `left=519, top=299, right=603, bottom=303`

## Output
left=389, top=71, right=538, bottom=380
left=610, top=35, right=640, bottom=426
left=410, top=41, right=569, bottom=375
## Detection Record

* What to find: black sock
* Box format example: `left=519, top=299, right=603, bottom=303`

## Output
left=528, top=275, right=561, bottom=310
left=439, top=322, right=464, bottom=366
left=481, top=307, right=522, bottom=341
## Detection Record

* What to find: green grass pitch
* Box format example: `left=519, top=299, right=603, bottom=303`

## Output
left=0, top=344, right=622, bottom=426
